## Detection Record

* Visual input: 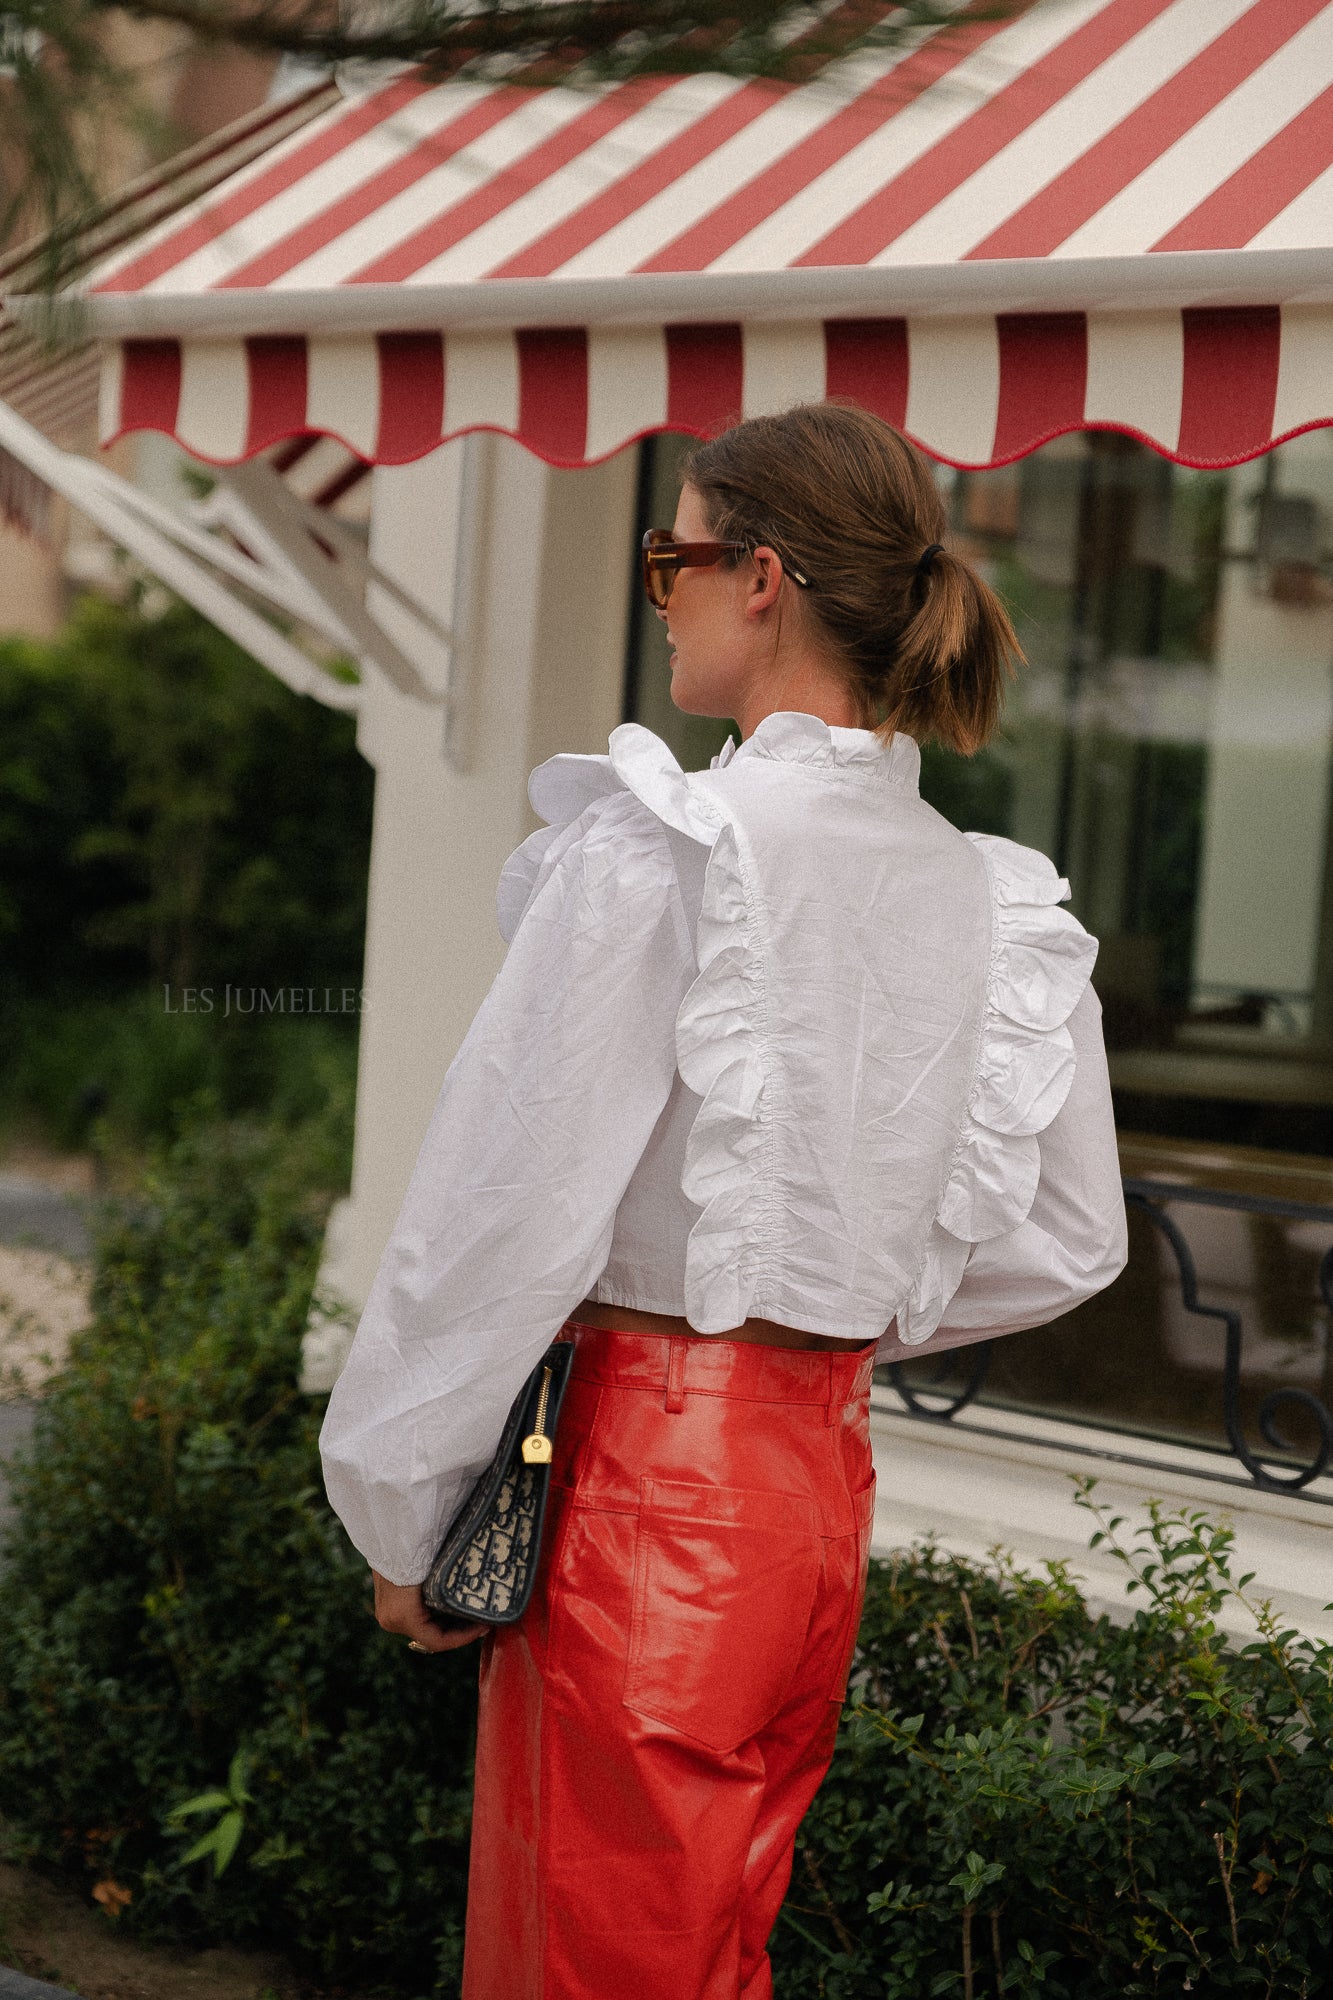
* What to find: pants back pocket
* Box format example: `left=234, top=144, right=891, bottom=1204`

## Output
left=622, top=1477, right=822, bottom=1755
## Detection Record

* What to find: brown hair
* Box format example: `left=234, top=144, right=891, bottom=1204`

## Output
left=682, top=403, right=1022, bottom=753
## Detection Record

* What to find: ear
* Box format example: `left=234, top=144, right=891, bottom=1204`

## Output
left=742, top=546, right=786, bottom=621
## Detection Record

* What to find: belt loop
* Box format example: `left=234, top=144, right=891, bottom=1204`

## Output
left=825, top=1355, right=839, bottom=1427
left=666, top=1337, right=687, bottom=1414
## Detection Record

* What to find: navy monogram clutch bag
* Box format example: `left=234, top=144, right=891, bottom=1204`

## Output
left=422, top=1340, right=575, bottom=1629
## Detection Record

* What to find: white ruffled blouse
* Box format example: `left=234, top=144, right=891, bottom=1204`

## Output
left=320, top=712, right=1127, bottom=1584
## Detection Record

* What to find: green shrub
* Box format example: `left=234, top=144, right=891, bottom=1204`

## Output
left=0, top=1111, right=477, bottom=1997
left=0, top=589, right=372, bottom=1152
left=0, top=987, right=359, bottom=1156
left=0, top=592, right=372, bottom=1003
left=3, top=1115, right=1332, bottom=1998
left=772, top=1498, right=1333, bottom=1998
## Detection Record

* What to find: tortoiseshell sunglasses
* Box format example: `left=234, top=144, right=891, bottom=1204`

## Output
left=641, top=528, right=813, bottom=608
left=641, top=529, right=746, bottom=609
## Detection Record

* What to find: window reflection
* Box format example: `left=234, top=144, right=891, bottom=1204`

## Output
left=928, top=431, right=1333, bottom=1455
left=943, top=431, right=1333, bottom=1157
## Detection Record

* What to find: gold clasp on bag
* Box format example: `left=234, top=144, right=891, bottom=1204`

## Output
left=521, top=1366, right=555, bottom=1464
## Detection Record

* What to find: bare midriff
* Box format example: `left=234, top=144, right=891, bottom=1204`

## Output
left=572, top=1298, right=874, bottom=1353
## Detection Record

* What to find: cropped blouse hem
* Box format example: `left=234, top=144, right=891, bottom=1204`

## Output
left=589, top=1282, right=891, bottom=1343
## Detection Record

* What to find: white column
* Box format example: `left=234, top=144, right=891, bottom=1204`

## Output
left=303, top=437, right=637, bottom=1388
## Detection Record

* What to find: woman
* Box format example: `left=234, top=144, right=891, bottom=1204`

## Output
left=320, top=404, right=1127, bottom=2000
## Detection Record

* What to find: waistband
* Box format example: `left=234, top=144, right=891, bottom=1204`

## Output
left=561, top=1320, right=876, bottom=1408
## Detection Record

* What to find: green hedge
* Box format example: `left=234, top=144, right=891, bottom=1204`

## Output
left=2, top=1117, right=1332, bottom=1998
left=0, top=1115, right=476, bottom=1996
left=0, top=592, right=371, bottom=1003
left=771, top=1517, right=1333, bottom=1996
left=0, top=987, right=359, bottom=1156
left=0, top=591, right=371, bottom=1151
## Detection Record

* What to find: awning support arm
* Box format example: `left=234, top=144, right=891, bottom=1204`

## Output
left=208, top=472, right=454, bottom=648
left=0, top=398, right=358, bottom=711
left=216, top=460, right=450, bottom=703
left=0, top=399, right=453, bottom=717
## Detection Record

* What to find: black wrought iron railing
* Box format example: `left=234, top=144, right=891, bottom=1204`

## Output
left=884, top=1176, right=1333, bottom=1500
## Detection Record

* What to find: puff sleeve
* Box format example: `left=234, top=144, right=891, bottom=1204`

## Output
left=319, top=789, right=694, bottom=1585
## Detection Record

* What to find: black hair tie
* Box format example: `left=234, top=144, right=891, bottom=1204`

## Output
left=915, top=542, right=945, bottom=582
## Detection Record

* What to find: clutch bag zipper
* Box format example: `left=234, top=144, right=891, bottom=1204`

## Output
left=521, top=1365, right=555, bottom=1464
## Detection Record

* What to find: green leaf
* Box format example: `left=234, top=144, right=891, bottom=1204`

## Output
left=179, top=1827, right=223, bottom=1868
left=212, top=1811, right=244, bottom=1876
left=170, top=1790, right=233, bottom=1819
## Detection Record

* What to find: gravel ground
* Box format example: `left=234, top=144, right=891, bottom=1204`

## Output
left=0, top=1862, right=312, bottom=2000
left=0, top=1174, right=92, bottom=1264
left=0, top=1157, right=95, bottom=1409
left=0, top=1246, right=91, bottom=1404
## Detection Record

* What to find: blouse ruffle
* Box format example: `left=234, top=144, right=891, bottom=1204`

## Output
left=502, top=725, right=769, bottom=1331
left=497, top=723, right=722, bottom=944
left=674, top=820, right=766, bottom=1330
left=895, top=832, right=1099, bottom=1346
left=502, top=712, right=917, bottom=943
left=503, top=718, right=1098, bottom=1348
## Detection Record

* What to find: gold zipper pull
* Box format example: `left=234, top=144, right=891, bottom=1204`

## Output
left=521, top=1366, right=555, bottom=1464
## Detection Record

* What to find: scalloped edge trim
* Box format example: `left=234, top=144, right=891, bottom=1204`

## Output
left=675, top=820, right=770, bottom=1333
left=895, top=834, right=1099, bottom=1347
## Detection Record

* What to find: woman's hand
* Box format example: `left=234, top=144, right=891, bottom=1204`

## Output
left=372, top=1570, right=487, bottom=1653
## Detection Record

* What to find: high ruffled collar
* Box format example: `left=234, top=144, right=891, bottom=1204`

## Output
left=716, top=711, right=920, bottom=790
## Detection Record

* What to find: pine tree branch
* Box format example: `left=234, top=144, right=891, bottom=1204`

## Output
left=0, top=0, right=1021, bottom=268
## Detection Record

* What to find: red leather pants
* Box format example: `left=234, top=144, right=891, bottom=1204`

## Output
left=462, top=1322, right=877, bottom=2000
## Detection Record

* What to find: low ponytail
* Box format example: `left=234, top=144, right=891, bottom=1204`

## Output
left=887, top=546, right=1020, bottom=754
left=684, top=404, right=1024, bottom=756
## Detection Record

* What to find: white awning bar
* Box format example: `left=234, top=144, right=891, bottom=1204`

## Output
left=21, top=249, right=1333, bottom=344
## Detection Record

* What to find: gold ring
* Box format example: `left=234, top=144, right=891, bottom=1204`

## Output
left=407, top=1639, right=430, bottom=1653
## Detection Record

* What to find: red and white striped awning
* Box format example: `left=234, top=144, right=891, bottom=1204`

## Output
left=43, top=0, right=1333, bottom=470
